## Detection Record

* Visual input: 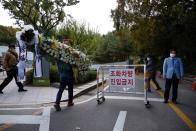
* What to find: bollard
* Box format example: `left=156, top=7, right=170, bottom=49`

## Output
left=192, top=76, right=196, bottom=90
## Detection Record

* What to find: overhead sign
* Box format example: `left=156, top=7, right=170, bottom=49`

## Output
left=108, top=69, right=135, bottom=88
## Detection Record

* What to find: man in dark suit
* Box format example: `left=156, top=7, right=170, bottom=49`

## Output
left=54, top=60, right=74, bottom=111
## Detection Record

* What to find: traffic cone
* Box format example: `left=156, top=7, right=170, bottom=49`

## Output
left=192, top=76, right=196, bottom=90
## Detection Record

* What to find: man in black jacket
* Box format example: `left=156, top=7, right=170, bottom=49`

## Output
left=54, top=60, right=74, bottom=111
left=144, top=55, right=161, bottom=92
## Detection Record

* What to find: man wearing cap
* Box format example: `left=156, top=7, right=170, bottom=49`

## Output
left=0, top=44, right=27, bottom=94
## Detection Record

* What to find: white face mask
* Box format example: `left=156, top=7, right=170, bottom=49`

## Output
left=147, top=57, right=150, bottom=61
left=170, top=53, right=176, bottom=57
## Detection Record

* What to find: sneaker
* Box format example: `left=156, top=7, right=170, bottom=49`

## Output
left=0, top=91, right=3, bottom=94
left=67, top=102, right=74, bottom=107
left=18, top=89, right=27, bottom=92
left=54, top=104, right=61, bottom=111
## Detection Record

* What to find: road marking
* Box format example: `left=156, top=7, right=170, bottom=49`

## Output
left=0, top=107, right=42, bottom=110
left=39, top=107, right=51, bottom=131
left=0, top=107, right=51, bottom=131
left=105, top=96, right=163, bottom=102
left=0, top=115, right=41, bottom=124
left=113, top=111, right=127, bottom=131
left=75, top=96, right=96, bottom=105
left=151, top=81, right=196, bottom=131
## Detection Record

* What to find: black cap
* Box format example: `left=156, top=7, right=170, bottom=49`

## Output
left=8, top=44, right=16, bottom=48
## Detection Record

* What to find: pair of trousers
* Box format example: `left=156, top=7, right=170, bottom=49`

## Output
left=0, top=68, right=23, bottom=91
left=55, top=79, right=73, bottom=105
left=146, top=71, right=160, bottom=89
left=164, top=74, right=179, bottom=101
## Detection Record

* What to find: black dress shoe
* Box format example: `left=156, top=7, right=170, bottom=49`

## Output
left=0, top=91, right=3, bottom=94
left=18, top=89, right=27, bottom=92
left=67, top=102, right=74, bottom=107
left=54, top=104, right=61, bottom=111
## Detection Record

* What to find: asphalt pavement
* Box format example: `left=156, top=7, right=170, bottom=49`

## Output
left=0, top=72, right=195, bottom=131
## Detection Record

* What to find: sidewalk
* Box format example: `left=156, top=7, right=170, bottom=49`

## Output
left=0, top=73, right=98, bottom=106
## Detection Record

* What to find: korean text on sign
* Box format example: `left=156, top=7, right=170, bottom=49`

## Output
left=109, top=69, right=135, bottom=88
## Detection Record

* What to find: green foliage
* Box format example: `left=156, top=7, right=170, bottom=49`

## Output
left=111, top=0, right=196, bottom=73
left=49, top=64, right=59, bottom=83
left=76, top=70, right=97, bottom=84
left=24, top=69, right=33, bottom=85
left=25, top=65, right=96, bottom=85
left=33, top=78, right=50, bottom=86
left=1, top=0, right=79, bottom=36
left=92, top=30, right=134, bottom=63
left=0, top=25, right=18, bottom=45
left=55, top=20, right=102, bottom=58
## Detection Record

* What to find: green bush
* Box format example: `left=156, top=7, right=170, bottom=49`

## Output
left=50, top=64, right=60, bottom=83
left=25, top=66, right=97, bottom=85
left=76, top=70, right=97, bottom=84
left=49, top=65, right=97, bottom=84
left=25, top=69, right=33, bottom=85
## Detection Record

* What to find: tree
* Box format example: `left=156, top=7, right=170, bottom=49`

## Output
left=1, top=0, right=79, bottom=36
left=0, top=25, right=18, bottom=45
left=93, top=31, right=134, bottom=63
left=55, top=20, right=102, bottom=59
left=111, top=0, right=196, bottom=72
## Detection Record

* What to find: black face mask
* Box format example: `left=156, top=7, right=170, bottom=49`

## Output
left=21, top=29, right=35, bottom=42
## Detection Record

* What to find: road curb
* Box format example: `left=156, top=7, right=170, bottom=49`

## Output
left=0, top=80, right=105, bottom=107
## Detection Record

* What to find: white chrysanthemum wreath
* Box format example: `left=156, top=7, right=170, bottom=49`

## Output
left=39, top=37, right=90, bottom=74
left=17, top=25, right=90, bottom=76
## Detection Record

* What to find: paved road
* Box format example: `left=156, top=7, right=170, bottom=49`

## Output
left=0, top=77, right=195, bottom=131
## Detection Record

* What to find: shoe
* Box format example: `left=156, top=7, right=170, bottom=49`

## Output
left=18, top=89, right=27, bottom=92
left=147, top=88, right=152, bottom=92
left=54, top=104, right=61, bottom=111
left=163, top=100, right=168, bottom=103
left=0, top=91, right=3, bottom=94
left=67, top=102, right=74, bottom=107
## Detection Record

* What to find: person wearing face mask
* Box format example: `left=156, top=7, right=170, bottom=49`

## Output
left=163, top=49, right=184, bottom=104
left=144, top=54, right=161, bottom=92
left=0, top=44, right=27, bottom=94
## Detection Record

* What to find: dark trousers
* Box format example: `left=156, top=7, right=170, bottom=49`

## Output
left=55, top=79, right=73, bottom=105
left=147, top=71, right=161, bottom=89
left=0, top=68, right=23, bottom=91
left=164, top=74, right=179, bottom=101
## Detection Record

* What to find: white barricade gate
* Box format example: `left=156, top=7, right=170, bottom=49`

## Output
left=96, top=64, right=150, bottom=108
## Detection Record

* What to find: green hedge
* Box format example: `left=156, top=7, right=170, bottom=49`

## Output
left=25, top=66, right=97, bottom=85
left=25, top=69, right=33, bottom=85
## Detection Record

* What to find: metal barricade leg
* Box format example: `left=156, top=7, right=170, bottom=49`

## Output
left=144, top=65, right=150, bottom=108
left=97, top=67, right=105, bottom=104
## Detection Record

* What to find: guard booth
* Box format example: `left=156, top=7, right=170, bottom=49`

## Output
left=96, top=64, right=150, bottom=108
